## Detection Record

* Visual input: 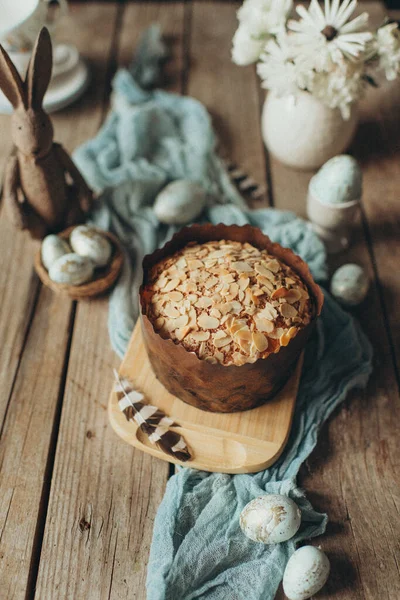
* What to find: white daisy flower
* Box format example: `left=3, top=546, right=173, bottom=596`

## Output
left=311, top=61, right=365, bottom=119
left=232, top=24, right=266, bottom=65
left=238, top=0, right=293, bottom=38
left=257, top=33, right=312, bottom=97
left=376, top=22, right=400, bottom=81
left=288, top=0, right=373, bottom=70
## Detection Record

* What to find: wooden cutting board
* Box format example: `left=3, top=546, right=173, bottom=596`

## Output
left=108, top=321, right=303, bottom=474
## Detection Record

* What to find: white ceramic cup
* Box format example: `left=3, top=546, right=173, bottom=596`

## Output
left=1, top=0, right=68, bottom=52
left=307, top=190, right=360, bottom=254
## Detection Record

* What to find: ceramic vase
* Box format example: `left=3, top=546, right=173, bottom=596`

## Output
left=261, top=91, right=359, bottom=170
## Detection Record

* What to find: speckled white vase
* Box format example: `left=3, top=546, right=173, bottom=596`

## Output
left=261, top=91, right=359, bottom=170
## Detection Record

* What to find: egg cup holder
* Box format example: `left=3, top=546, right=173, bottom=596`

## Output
left=34, top=226, right=124, bottom=300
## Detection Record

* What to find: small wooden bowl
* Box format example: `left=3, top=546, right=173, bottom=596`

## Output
left=35, top=226, right=124, bottom=300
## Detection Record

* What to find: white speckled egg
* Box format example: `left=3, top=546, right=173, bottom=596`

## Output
left=309, top=155, right=362, bottom=205
left=154, top=180, right=207, bottom=225
left=330, top=263, right=369, bottom=306
left=283, top=546, right=330, bottom=600
left=70, top=225, right=112, bottom=267
left=49, top=253, right=94, bottom=286
left=41, top=235, right=71, bottom=270
left=240, top=494, right=301, bottom=544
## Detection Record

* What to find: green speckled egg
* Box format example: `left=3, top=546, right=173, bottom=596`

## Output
left=309, top=155, right=362, bottom=205
left=330, top=264, right=369, bottom=306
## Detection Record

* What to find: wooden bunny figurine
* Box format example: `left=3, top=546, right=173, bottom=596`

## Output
left=0, top=27, right=93, bottom=239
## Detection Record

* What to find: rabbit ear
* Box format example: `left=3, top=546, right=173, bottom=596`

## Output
left=0, top=44, right=26, bottom=108
left=25, top=27, right=53, bottom=109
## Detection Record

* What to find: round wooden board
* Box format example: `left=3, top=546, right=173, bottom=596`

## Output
left=108, top=321, right=303, bottom=474
left=35, top=226, right=124, bottom=300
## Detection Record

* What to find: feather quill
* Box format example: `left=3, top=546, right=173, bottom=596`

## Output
left=113, top=369, right=191, bottom=462
left=222, top=157, right=267, bottom=203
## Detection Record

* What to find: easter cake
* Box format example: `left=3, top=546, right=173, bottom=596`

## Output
left=139, top=224, right=324, bottom=412
left=142, top=240, right=313, bottom=366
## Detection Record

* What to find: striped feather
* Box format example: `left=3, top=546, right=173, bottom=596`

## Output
left=113, top=370, right=191, bottom=462
left=223, top=158, right=267, bottom=203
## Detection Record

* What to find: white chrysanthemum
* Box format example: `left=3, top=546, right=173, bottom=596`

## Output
left=377, top=22, right=400, bottom=81
left=257, top=34, right=312, bottom=97
left=288, top=0, right=373, bottom=70
left=232, top=24, right=266, bottom=65
left=238, top=0, right=293, bottom=38
left=310, top=61, right=365, bottom=119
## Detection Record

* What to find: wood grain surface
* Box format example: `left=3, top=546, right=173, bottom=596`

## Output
left=0, top=2, right=398, bottom=599
left=35, top=3, right=184, bottom=599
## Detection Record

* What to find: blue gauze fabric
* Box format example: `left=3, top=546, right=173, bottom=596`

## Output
left=74, top=51, right=373, bottom=600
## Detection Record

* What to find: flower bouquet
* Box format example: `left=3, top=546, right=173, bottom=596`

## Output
left=232, top=0, right=400, bottom=168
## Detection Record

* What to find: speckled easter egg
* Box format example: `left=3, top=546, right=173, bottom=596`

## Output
left=330, top=263, right=369, bottom=306
left=70, top=225, right=112, bottom=267
left=309, top=155, right=362, bottom=205
left=154, top=180, right=207, bottom=225
left=41, top=235, right=71, bottom=270
left=283, top=546, right=330, bottom=600
left=49, top=253, right=94, bottom=286
left=240, top=494, right=301, bottom=544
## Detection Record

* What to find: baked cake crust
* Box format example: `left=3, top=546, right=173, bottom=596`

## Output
left=142, top=239, right=313, bottom=366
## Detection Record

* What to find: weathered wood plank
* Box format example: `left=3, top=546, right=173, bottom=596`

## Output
left=0, top=290, right=72, bottom=599
left=0, top=215, right=41, bottom=427
left=269, top=121, right=400, bottom=598
left=0, top=121, right=40, bottom=429
left=353, top=5, right=400, bottom=378
left=188, top=0, right=269, bottom=204
left=35, top=4, right=185, bottom=599
left=0, top=4, right=119, bottom=598
left=268, top=6, right=400, bottom=598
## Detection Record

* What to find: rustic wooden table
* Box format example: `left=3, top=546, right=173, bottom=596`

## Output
left=0, top=2, right=399, bottom=599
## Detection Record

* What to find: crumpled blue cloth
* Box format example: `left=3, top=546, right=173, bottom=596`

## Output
left=147, top=292, right=372, bottom=600
left=73, top=31, right=373, bottom=600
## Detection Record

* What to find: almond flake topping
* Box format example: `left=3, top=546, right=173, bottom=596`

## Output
left=164, top=278, right=180, bottom=292
left=229, top=283, right=239, bottom=299
left=254, top=316, right=274, bottom=333
left=154, top=317, right=165, bottom=330
left=165, top=304, right=180, bottom=319
left=265, top=259, right=280, bottom=273
left=187, top=259, right=204, bottom=270
left=255, top=263, right=275, bottom=280
left=280, top=303, right=298, bottom=319
left=214, top=336, right=232, bottom=348
left=168, top=291, right=183, bottom=302
left=214, top=330, right=227, bottom=340
left=175, top=326, right=191, bottom=341
left=195, top=297, right=213, bottom=309
left=238, top=277, right=250, bottom=291
left=197, top=314, right=220, bottom=330
left=172, top=314, right=189, bottom=329
left=190, top=330, right=210, bottom=342
left=231, top=261, right=253, bottom=273
left=204, top=276, right=218, bottom=289
left=145, top=238, right=313, bottom=366
left=271, top=286, right=289, bottom=300
left=252, top=332, right=269, bottom=352
left=285, top=289, right=302, bottom=304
